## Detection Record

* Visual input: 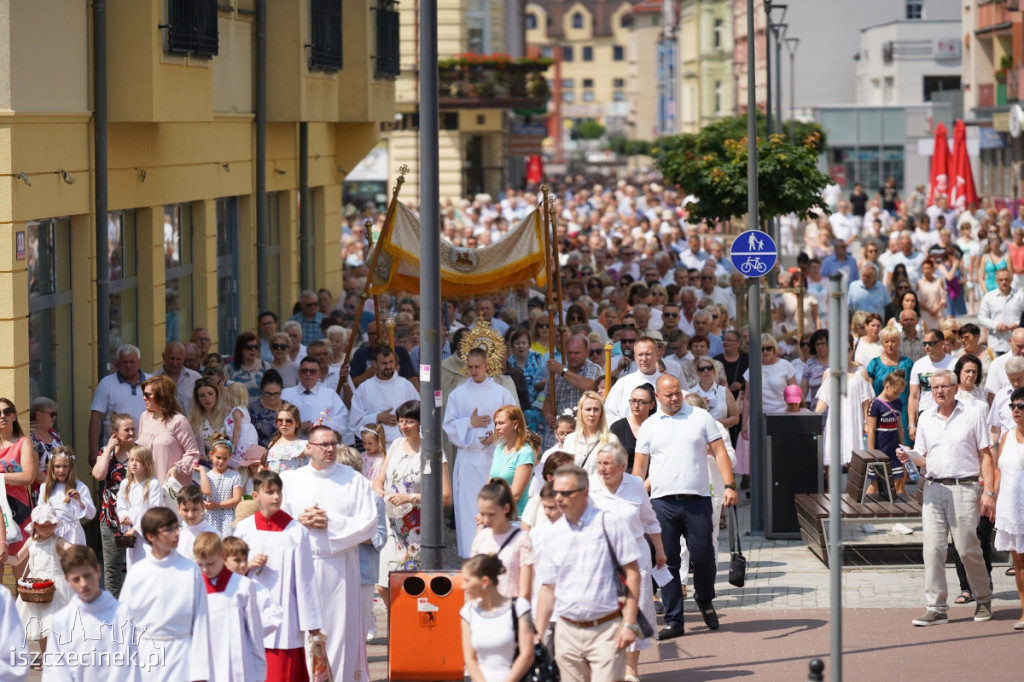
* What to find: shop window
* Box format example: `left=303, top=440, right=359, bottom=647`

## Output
left=108, top=211, right=139, bottom=365
left=164, top=204, right=194, bottom=344
left=27, top=218, right=74, bottom=419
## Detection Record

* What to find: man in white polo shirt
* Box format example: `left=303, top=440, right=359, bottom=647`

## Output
left=907, top=329, right=957, bottom=442
left=632, top=374, right=736, bottom=640
left=900, top=369, right=996, bottom=626
left=604, top=336, right=663, bottom=422
left=534, top=464, right=642, bottom=682
left=281, top=356, right=352, bottom=444
left=87, top=344, right=147, bottom=463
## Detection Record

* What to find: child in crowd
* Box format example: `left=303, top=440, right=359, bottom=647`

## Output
left=176, top=484, right=219, bottom=560
left=528, top=481, right=563, bottom=648
left=41, top=446, right=95, bottom=545
left=234, top=470, right=323, bottom=682
left=197, top=436, right=243, bottom=536
left=784, top=384, right=813, bottom=414
left=360, top=424, right=387, bottom=483
left=529, top=415, right=575, bottom=496
left=224, top=382, right=259, bottom=460
left=337, top=444, right=388, bottom=642
left=118, top=507, right=212, bottom=680
left=193, top=532, right=267, bottom=682
left=222, top=536, right=283, bottom=638
left=521, top=451, right=574, bottom=532
left=46, top=545, right=131, bottom=681
left=8, top=504, right=71, bottom=666
left=238, top=444, right=267, bottom=496
left=471, top=478, right=533, bottom=600
left=866, top=369, right=908, bottom=494
left=115, top=444, right=162, bottom=569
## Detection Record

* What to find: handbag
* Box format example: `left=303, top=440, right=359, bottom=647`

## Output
left=727, top=506, right=747, bottom=588
left=512, top=601, right=559, bottom=682
left=1, top=475, right=24, bottom=544
left=600, top=514, right=655, bottom=639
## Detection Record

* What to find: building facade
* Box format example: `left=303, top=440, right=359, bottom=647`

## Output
left=679, top=0, right=733, bottom=132
left=0, top=0, right=396, bottom=468
left=855, top=19, right=962, bottom=106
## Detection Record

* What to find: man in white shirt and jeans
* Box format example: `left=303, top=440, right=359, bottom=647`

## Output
left=900, top=369, right=996, bottom=626
left=632, top=375, right=736, bottom=640
left=535, top=465, right=642, bottom=682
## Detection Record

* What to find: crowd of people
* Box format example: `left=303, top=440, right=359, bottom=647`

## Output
left=1, top=175, right=1024, bottom=681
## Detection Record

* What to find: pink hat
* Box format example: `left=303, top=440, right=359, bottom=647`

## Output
left=783, top=385, right=803, bottom=404
left=239, top=444, right=267, bottom=465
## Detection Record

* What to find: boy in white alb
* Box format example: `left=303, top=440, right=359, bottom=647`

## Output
left=234, top=469, right=323, bottom=682
left=44, top=546, right=133, bottom=682
left=222, top=536, right=284, bottom=638
left=1, top=572, right=29, bottom=681
left=176, top=485, right=218, bottom=561
left=117, top=507, right=212, bottom=681
left=192, top=532, right=266, bottom=682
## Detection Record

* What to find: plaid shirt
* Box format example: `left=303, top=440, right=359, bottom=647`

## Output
left=289, top=311, right=326, bottom=346
left=554, top=360, right=603, bottom=416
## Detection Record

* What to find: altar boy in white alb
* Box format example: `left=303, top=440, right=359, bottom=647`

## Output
left=44, top=546, right=133, bottom=682
left=117, top=506, right=211, bottom=682
left=281, top=426, right=379, bottom=682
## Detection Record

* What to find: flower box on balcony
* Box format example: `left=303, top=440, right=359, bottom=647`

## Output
left=438, top=53, right=553, bottom=110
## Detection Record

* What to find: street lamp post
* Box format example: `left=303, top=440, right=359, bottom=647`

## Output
left=774, top=23, right=786, bottom=134
left=785, top=37, right=800, bottom=142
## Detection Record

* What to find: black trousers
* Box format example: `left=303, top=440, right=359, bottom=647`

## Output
left=652, top=495, right=715, bottom=628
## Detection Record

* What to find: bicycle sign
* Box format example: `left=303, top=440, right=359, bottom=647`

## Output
left=729, top=230, right=778, bottom=278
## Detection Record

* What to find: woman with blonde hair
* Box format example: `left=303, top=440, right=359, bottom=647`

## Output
left=188, top=378, right=227, bottom=456
left=489, top=405, right=534, bottom=516
left=562, top=390, right=618, bottom=476
left=737, top=334, right=797, bottom=477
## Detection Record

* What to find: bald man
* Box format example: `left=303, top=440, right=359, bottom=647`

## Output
left=153, top=341, right=201, bottom=413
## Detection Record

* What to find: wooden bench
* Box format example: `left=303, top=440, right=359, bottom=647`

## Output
left=795, top=449, right=924, bottom=565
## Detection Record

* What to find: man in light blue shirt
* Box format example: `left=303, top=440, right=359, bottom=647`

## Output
left=885, top=231, right=926, bottom=286
left=820, top=241, right=860, bottom=282
left=847, top=263, right=888, bottom=316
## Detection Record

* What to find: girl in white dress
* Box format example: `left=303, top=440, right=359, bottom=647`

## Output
left=197, top=438, right=243, bottom=536
left=266, top=404, right=308, bottom=473
left=995, top=385, right=1024, bottom=631
left=224, top=382, right=259, bottom=464
left=460, top=553, right=535, bottom=682
left=115, top=444, right=163, bottom=570
left=10, top=504, right=72, bottom=665
left=41, top=447, right=95, bottom=545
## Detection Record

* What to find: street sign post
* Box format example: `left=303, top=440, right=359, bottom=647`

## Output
left=730, top=230, right=779, bottom=277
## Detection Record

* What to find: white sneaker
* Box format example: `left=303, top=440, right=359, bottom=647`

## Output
left=892, top=523, right=914, bottom=535
left=366, top=629, right=377, bottom=642
left=859, top=523, right=878, bottom=533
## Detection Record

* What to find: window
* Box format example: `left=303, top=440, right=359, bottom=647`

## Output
left=28, top=218, right=74, bottom=414
left=562, top=45, right=574, bottom=62
left=540, top=46, right=553, bottom=58
left=163, top=204, right=194, bottom=344
left=714, top=80, right=723, bottom=114
left=216, top=198, right=241, bottom=355
left=613, top=78, right=624, bottom=88
left=265, top=193, right=282, bottom=315
left=906, top=0, right=923, bottom=19
left=166, top=0, right=219, bottom=56
left=583, top=79, right=593, bottom=88
left=563, top=91, right=575, bottom=103
left=374, top=0, right=400, bottom=77
left=563, top=78, right=575, bottom=89
left=572, top=12, right=584, bottom=29
left=309, top=0, right=343, bottom=71
left=714, top=19, right=724, bottom=49
left=613, top=45, right=624, bottom=61
left=526, top=13, right=537, bottom=30
left=583, top=46, right=593, bottom=62
left=108, top=211, right=139, bottom=363
left=613, top=90, right=625, bottom=102
left=467, top=0, right=491, bottom=54
left=583, top=91, right=595, bottom=102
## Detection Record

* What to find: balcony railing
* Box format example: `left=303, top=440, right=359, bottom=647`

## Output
left=438, top=54, right=553, bottom=110
left=375, top=3, right=400, bottom=78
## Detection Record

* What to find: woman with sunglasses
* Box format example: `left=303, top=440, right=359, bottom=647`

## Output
left=993, top=385, right=1024, bottom=630
left=800, top=330, right=830, bottom=403
left=249, top=370, right=285, bottom=448
left=609, top=383, right=657, bottom=473
left=227, top=331, right=272, bottom=399
left=137, top=375, right=201, bottom=485
left=528, top=315, right=558, bottom=359
left=507, top=328, right=546, bottom=434
left=267, top=331, right=299, bottom=388
left=689, top=359, right=739, bottom=431
left=266, top=403, right=307, bottom=473
left=738, top=336, right=797, bottom=479
left=0, top=397, right=38, bottom=576
left=565, top=304, right=591, bottom=333
left=29, top=397, right=62, bottom=502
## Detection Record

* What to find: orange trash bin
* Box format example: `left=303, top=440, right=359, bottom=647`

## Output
left=387, top=571, right=465, bottom=681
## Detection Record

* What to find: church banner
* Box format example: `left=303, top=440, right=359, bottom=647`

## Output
left=368, top=202, right=548, bottom=297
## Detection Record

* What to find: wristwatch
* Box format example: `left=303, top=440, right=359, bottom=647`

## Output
left=561, top=367, right=568, bottom=376
left=723, top=483, right=737, bottom=490
left=623, top=622, right=643, bottom=635
left=983, top=491, right=996, bottom=499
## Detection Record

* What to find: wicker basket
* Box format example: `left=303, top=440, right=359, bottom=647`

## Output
left=114, top=533, right=137, bottom=548
left=17, top=579, right=55, bottom=604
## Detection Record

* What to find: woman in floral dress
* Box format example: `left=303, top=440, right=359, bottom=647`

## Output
left=372, top=400, right=451, bottom=579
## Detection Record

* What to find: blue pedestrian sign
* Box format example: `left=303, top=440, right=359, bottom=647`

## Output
left=729, top=230, right=778, bottom=277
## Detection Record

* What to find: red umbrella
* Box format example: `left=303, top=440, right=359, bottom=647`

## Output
left=949, top=119, right=978, bottom=211
left=927, top=122, right=951, bottom=207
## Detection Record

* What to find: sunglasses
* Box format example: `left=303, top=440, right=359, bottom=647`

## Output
left=262, top=390, right=282, bottom=398
left=271, top=344, right=289, bottom=350
left=697, top=366, right=715, bottom=372
left=0, top=407, right=16, bottom=417
left=245, top=344, right=260, bottom=351
left=589, top=349, right=603, bottom=356
left=276, top=418, right=295, bottom=425
left=300, top=368, right=319, bottom=374
left=553, top=488, right=584, bottom=498
left=1012, top=403, right=1024, bottom=411
left=42, top=411, right=57, bottom=418
left=923, top=341, right=938, bottom=347
left=143, top=392, right=154, bottom=399
left=761, top=347, right=774, bottom=352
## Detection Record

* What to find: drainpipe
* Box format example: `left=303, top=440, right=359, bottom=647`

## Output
left=94, top=0, right=110, bottom=377
left=255, top=0, right=268, bottom=311
left=299, top=123, right=313, bottom=290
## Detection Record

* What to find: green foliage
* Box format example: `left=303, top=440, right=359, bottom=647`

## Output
left=655, top=115, right=831, bottom=223
left=574, top=120, right=606, bottom=140
left=608, top=136, right=653, bottom=156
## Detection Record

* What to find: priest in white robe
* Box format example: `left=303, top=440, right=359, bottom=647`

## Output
left=442, top=348, right=516, bottom=557
left=281, top=426, right=379, bottom=682
left=349, top=345, right=419, bottom=445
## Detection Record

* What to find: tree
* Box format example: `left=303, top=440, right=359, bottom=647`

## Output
left=655, top=114, right=831, bottom=224
left=574, top=120, right=606, bottom=140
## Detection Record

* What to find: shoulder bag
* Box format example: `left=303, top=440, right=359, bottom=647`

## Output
left=1, top=474, right=24, bottom=543
left=600, top=513, right=655, bottom=639
left=511, top=600, right=559, bottom=682
left=727, top=505, right=746, bottom=588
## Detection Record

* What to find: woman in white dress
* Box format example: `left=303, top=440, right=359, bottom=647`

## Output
left=994, top=385, right=1024, bottom=631
left=590, top=442, right=665, bottom=682
left=561, top=391, right=618, bottom=476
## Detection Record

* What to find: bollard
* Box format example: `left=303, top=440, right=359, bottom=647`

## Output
left=807, top=658, right=825, bottom=681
